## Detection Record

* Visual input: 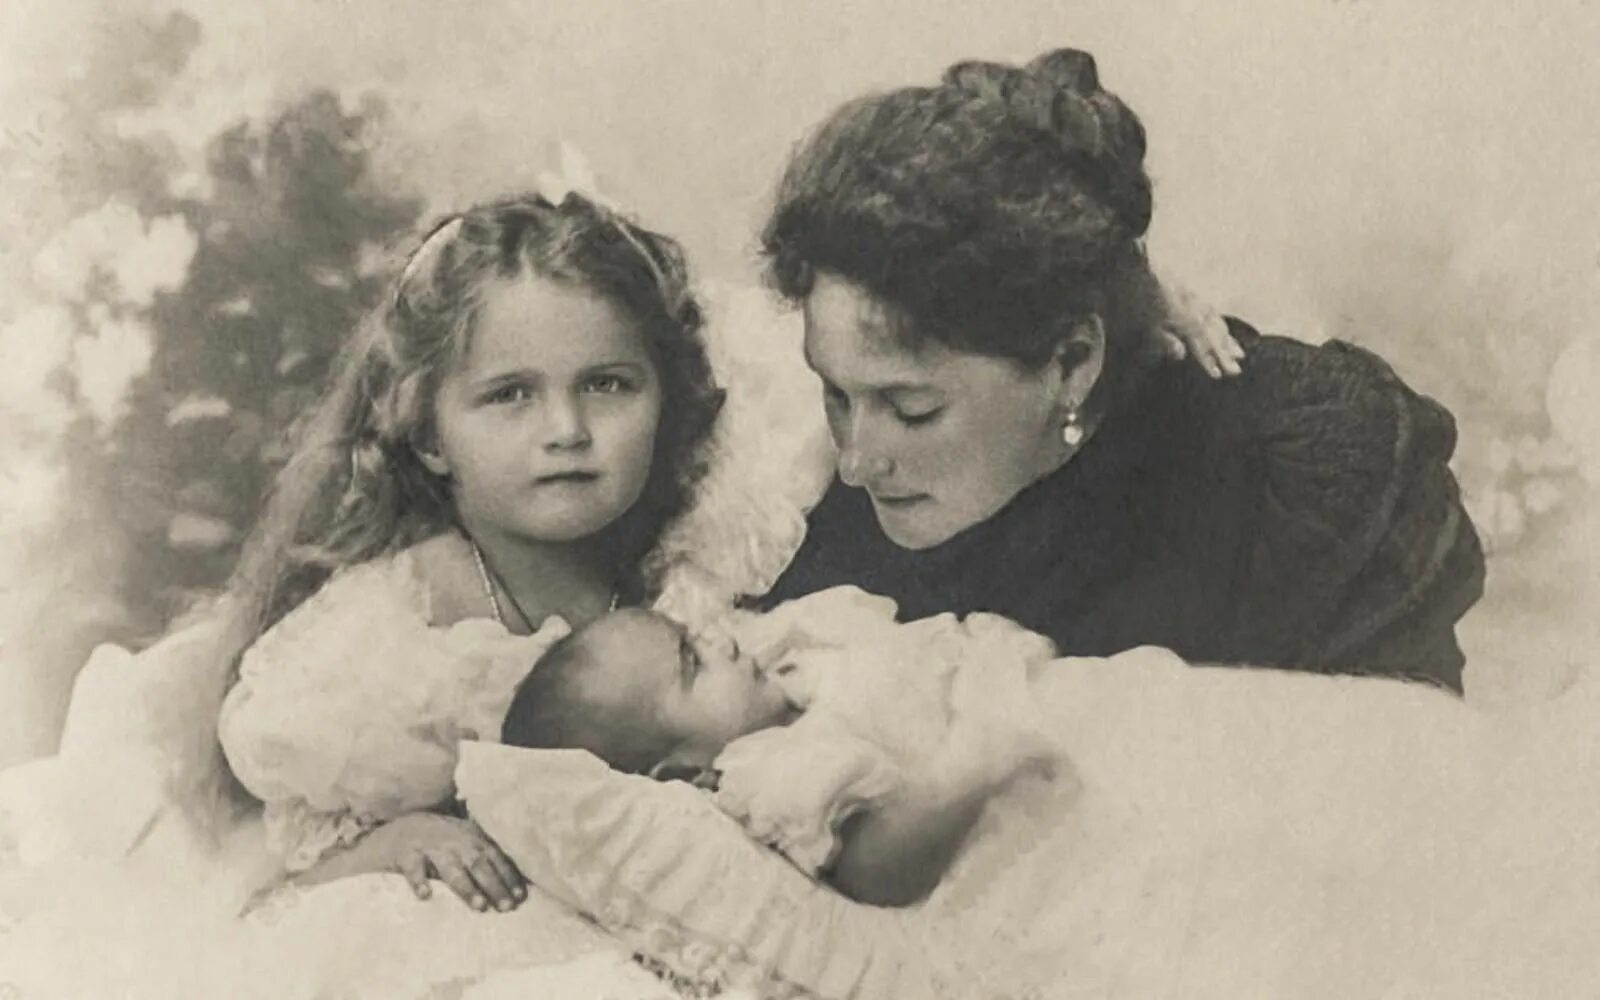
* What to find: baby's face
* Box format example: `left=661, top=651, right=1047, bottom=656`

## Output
left=574, top=610, right=799, bottom=760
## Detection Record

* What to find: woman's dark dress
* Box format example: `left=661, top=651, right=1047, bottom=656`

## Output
left=759, top=321, right=1485, bottom=692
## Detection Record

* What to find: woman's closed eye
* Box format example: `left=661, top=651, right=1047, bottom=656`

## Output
left=882, top=387, right=945, bottom=427
left=892, top=405, right=944, bottom=427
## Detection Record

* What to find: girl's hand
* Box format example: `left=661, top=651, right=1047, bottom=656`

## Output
left=1152, top=268, right=1243, bottom=378
left=351, top=812, right=527, bottom=912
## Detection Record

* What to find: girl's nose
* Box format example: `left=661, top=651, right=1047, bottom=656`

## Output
left=542, top=395, right=592, bottom=450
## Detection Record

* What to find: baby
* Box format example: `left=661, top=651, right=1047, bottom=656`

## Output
left=500, top=588, right=1059, bottom=905
left=500, top=606, right=801, bottom=782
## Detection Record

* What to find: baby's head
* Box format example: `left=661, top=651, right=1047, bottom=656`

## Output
left=502, top=608, right=799, bottom=777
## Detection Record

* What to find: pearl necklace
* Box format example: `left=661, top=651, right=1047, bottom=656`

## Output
left=468, top=537, right=618, bottom=632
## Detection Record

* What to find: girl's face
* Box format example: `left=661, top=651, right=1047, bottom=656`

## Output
left=802, top=272, right=1072, bottom=550
left=426, top=274, right=662, bottom=546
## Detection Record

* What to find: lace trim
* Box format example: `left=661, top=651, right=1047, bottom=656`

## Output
left=265, top=799, right=381, bottom=874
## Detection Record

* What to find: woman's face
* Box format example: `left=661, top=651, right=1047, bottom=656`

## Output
left=426, top=274, right=662, bottom=546
left=803, top=272, right=1071, bottom=549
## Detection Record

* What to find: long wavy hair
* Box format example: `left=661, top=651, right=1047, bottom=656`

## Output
left=203, top=191, right=723, bottom=691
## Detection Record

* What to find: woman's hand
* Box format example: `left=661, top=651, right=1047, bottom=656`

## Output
left=1151, top=267, right=1243, bottom=378
left=305, top=812, right=527, bottom=912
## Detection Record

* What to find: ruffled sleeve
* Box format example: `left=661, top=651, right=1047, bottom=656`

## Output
left=713, top=723, right=904, bottom=876
left=714, top=604, right=1060, bottom=877
left=217, top=551, right=568, bottom=870
left=1224, top=326, right=1485, bottom=689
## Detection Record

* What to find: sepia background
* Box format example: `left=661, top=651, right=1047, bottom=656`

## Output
left=2, top=0, right=1597, bottom=768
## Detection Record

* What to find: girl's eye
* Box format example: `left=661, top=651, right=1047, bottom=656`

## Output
left=894, top=407, right=944, bottom=427
left=583, top=373, right=633, bottom=394
left=822, top=384, right=849, bottom=411
left=484, top=383, right=535, bottom=405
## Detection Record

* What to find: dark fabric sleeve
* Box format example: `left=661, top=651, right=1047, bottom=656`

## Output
left=1225, top=338, right=1485, bottom=692
left=1313, top=369, right=1485, bottom=691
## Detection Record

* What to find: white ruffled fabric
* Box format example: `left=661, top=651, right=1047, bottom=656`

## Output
left=460, top=650, right=1600, bottom=1000
left=451, top=603, right=1088, bottom=999
left=713, top=727, right=901, bottom=876
left=458, top=744, right=941, bottom=1000
left=217, top=549, right=572, bottom=871
left=711, top=589, right=1061, bottom=875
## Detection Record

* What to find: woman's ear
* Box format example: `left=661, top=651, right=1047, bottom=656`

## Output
left=1050, top=313, right=1106, bottom=412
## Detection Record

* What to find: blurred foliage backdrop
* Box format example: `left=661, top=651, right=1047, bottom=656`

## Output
left=94, top=89, right=419, bottom=629
left=3, top=2, right=1598, bottom=764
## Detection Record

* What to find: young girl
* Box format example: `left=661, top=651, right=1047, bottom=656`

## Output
left=216, top=189, right=724, bottom=914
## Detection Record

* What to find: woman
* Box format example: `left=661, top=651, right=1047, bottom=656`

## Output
left=758, top=48, right=1484, bottom=691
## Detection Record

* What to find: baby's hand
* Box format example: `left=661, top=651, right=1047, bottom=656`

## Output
left=1152, top=267, right=1243, bottom=378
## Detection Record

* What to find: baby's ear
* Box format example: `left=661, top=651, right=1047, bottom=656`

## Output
left=647, top=759, right=721, bottom=790
left=648, top=744, right=719, bottom=785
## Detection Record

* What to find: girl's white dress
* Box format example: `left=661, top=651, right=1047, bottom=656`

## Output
left=216, top=548, right=570, bottom=874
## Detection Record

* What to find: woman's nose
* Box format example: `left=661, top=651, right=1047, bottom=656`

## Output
left=837, top=417, right=894, bottom=486
left=542, top=394, right=591, bottom=451
left=839, top=450, right=893, bottom=487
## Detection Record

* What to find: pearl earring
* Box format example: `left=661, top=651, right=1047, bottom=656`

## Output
left=1061, top=409, right=1085, bottom=447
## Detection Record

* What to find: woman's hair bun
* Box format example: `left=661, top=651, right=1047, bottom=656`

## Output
left=942, top=59, right=1016, bottom=103
left=1039, top=49, right=1152, bottom=236
left=763, top=44, right=1156, bottom=372
left=940, top=49, right=1148, bottom=235
left=1026, top=48, right=1101, bottom=95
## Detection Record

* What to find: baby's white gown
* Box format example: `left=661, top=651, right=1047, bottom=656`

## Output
left=459, top=594, right=1600, bottom=999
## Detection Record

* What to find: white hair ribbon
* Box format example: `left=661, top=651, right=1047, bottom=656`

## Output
left=535, top=140, right=618, bottom=211
left=397, top=216, right=463, bottom=296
